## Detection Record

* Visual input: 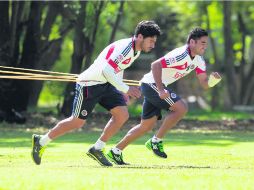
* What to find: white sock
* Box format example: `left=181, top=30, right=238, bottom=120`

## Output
left=94, top=139, right=106, bottom=150
left=39, top=133, right=52, bottom=146
left=152, top=135, right=162, bottom=143
left=112, top=147, right=122, bottom=155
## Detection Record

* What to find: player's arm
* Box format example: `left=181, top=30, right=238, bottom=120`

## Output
left=102, top=64, right=140, bottom=98
left=151, top=58, right=169, bottom=99
left=197, top=72, right=221, bottom=90
left=102, top=42, right=140, bottom=98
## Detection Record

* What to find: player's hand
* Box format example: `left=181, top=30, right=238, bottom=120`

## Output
left=122, top=93, right=130, bottom=105
left=158, top=89, right=170, bottom=99
left=210, top=72, right=221, bottom=79
left=126, top=86, right=141, bottom=99
left=208, top=72, right=222, bottom=87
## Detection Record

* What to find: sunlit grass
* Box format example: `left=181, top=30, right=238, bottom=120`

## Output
left=1, top=129, right=254, bottom=189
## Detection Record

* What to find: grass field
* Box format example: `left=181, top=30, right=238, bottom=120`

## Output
left=1, top=128, right=254, bottom=190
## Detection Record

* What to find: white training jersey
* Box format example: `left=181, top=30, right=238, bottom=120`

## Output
left=78, top=37, right=140, bottom=93
left=141, top=44, right=206, bottom=85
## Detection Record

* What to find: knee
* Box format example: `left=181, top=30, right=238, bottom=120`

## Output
left=140, top=125, right=153, bottom=133
left=114, top=110, right=129, bottom=124
left=179, top=102, right=188, bottom=116
left=67, top=116, right=86, bottom=129
left=181, top=102, right=188, bottom=115
left=173, top=101, right=188, bottom=117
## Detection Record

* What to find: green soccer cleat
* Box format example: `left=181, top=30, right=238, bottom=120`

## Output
left=86, top=147, right=113, bottom=167
left=31, top=134, right=46, bottom=165
left=107, top=150, right=129, bottom=165
left=145, top=138, right=167, bottom=158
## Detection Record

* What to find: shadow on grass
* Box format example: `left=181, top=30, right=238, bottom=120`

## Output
left=81, top=164, right=212, bottom=170
left=68, top=164, right=254, bottom=170
left=1, top=128, right=254, bottom=148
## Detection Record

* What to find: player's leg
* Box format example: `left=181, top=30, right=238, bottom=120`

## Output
left=107, top=116, right=157, bottom=165
left=32, top=84, right=93, bottom=165
left=87, top=83, right=128, bottom=166
left=107, top=85, right=161, bottom=165
left=146, top=88, right=188, bottom=158
left=87, top=106, right=128, bottom=166
left=155, top=99, right=188, bottom=138
left=32, top=117, right=85, bottom=165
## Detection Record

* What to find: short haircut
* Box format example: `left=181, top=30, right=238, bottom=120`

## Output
left=187, top=27, right=208, bottom=44
left=134, top=20, right=161, bottom=38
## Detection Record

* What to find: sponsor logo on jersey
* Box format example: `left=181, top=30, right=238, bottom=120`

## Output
left=173, top=72, right=186, bottom=79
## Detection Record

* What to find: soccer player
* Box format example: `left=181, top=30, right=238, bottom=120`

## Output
left=31, top=21, right=161, bottom=166
left=107, top=28, right=222, bottom=165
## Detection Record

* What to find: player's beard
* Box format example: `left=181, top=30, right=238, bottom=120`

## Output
left=141, top=42, right=151, bottom=53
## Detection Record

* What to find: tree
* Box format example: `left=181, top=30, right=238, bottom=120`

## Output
left=61, top=1, right=105, bottom=116
left=0, top=1, right=73, bottom=122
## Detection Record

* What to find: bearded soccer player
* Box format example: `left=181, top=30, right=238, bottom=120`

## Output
left=108, top=27, right=222, bottom=165
left=31, top=21, right=161, bottom=166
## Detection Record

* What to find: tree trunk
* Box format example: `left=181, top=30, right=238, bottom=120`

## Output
left=0, top=1, right=12, bottom=114
left=205, top=4, right=221, bottom=109
left=28, top=2, right=62, bottom=107
left=13, top=1, right=44, bottom=111
left=109, top=1, right=125, bottom=43
left=223, top=1, right=238, bottom=106
left=83, top=1, right=104, bottom=71
left=61, top=1, right=105, bottom=116
left=61, top=1, right=87, bottom=116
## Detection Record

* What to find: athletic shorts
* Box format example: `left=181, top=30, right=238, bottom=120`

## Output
left=141, top=83, right=181, bottom=120
left=72, top=83, right=126, bottom=119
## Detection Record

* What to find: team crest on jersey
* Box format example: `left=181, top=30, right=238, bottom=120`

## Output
left=122, top=58, right=131, bottom=65
left=170, top=93, right=177, bottom=99
left=189, top=64, right=195, bottom=70
left=81, top=110, right=87, bottom=116
left=186, top=64, right=195, bottom=71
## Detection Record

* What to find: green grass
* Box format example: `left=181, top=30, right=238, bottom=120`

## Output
left=185, top=110, right=254, bottom=120
left=1, top=128, right=254, bottom=190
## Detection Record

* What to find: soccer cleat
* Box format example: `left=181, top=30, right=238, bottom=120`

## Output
left=31, top=134, right=46, bottom=165
left=86, top=147, right=113, bottom=166
left=107, top=150, right=129, bottom=165
left=145, top=139, right=167, bottom=158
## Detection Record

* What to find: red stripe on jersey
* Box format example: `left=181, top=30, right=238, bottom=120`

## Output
left=122, top=58, right=131, bottom=65
left=106, top=45, right=115, bottom=59
left=195, top=67, right=206, bottom=75
left=108, top=59, right=118, bottom=69
left=169, top=62, right=187, bottom=70
left=160, top=58, right=167, bottom=68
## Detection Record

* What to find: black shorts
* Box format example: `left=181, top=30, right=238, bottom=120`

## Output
left=72, top=83, right=126, bottom=119
left=141, top=83, right=181, bottom=120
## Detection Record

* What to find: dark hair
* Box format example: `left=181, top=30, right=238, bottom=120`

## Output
left=187, top=27, right=208, bottom=44
left=134, top=20, right=161, bottom=38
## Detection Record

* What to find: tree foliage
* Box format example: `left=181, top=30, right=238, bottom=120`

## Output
left=0, top=0, right=254, bottom=123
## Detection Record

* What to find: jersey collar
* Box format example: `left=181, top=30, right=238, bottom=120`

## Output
left=132, top=36, right=138, bottom=56
left=187, top=45, right=195, bottom=60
